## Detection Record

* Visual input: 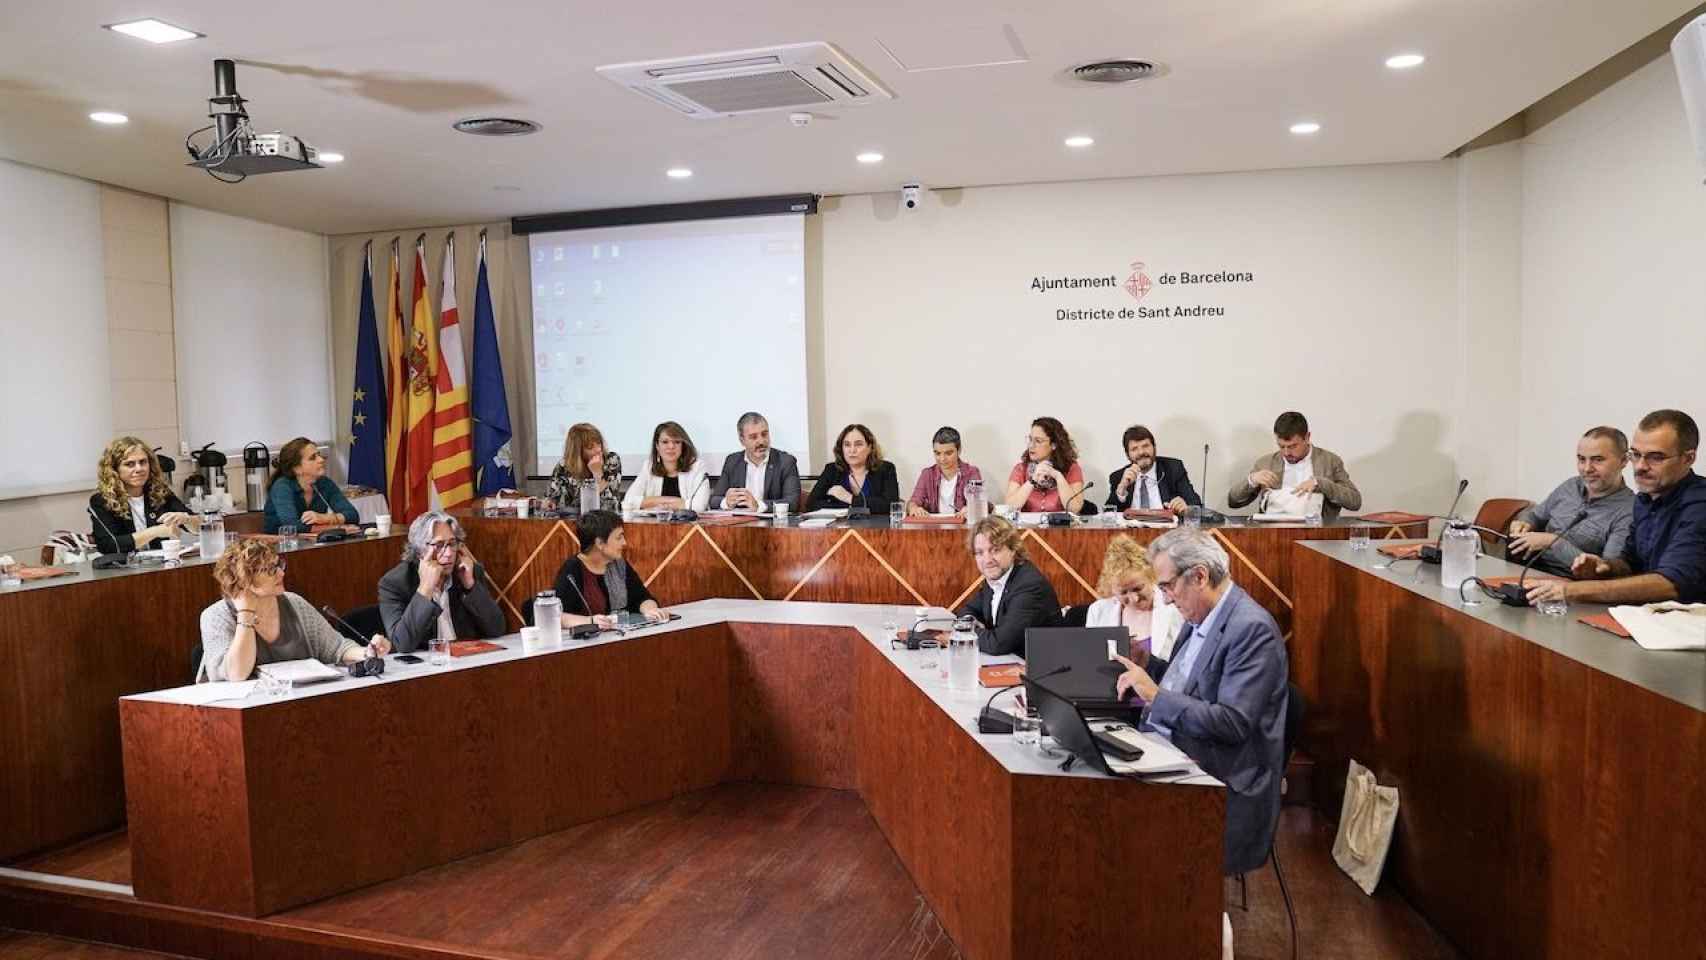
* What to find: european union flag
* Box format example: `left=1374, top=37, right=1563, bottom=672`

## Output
left=470, top=232, right=515, bottom=494
left=348, top=245, right=388, bottom=488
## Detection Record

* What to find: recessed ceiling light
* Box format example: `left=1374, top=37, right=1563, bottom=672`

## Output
left=89, top=111, right=129, bottom=125
left=317, top=152, right=345, bottom=164
left=856, top=151, right=884, bottom=164
left=1385, top=53, right=1426, bottom=70
left=666, top=167, right=693, bottom=179
left=1064, top=135, right=1095, bottom=148
left=1289, top=121, right=1321, bottom=135
left=104, top=18, right=202, bottom=44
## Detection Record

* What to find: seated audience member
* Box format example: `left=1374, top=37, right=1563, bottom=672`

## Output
left=264, top=437, right=360, bottom=534
left=622, top=421, right=711, bottom=512
left=89, top=435, right=195, bottom=554
left=198, top=539, right=390, bottom=681
left=1507, top=426, right=1634, bottom=577
left=1079, top=534, right=1184, bottom=659
left=1004, top=417, right=1086, bottom=513
left=1529, top=409, right=1706, bottom=605
left=551, top=510, right=668, bottom=628
left=907, top=426, right=984, bottom=517
left=1104, top=425, right=1202, bottom=515
left=378, top=511, right=506, bottom=654
left=547, top=422, right=623, bottom=513
left=1227, top=411, right=1361, bottom=521
left=1110, top=528, right=1287, bottom=875
left=713, top=411, right=802, bottom=511
left=807, top=423, right=901, bottom=513
left=956, top=516, right=1063, bottom=656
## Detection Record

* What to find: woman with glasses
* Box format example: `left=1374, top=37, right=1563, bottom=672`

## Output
left=264, top=437, right=361, bottom=533
left=378, top=511, right=507, bottom=654
left=197, top=539, right=391, bottom=682
left=1076, top=535, right=1183, bottom=659
left=1005, top=417, right=1086, bottom=513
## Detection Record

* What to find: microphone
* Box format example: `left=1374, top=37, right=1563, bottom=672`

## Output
left=87, top=506, right=133, bottom=569
left=1492, top=509, right=1590, bottom=607
left=1186, top=443, right=1228, bottom=524
left=1049, top=481, right=1094, bottom=525
left=319, top=604, right=375, bottom=646
left=557, top=559, right=608, bottom=639
left=1419, top=479, right=1472, bottom=564
left=669, top=473, right=709, bottom=522
left=979, top=664, right=1071, bottom=734
left=904, top=614, right=960, bottom=649
left=846, top=477, right=871, bottom=519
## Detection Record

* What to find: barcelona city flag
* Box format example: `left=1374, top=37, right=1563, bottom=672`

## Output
left=347, top=243, right=387, bottom=489
left=429, top=234, right=474, bottom=507
left=470, top=231, right=515, bottom=495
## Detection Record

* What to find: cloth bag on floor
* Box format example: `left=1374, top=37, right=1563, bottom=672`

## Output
left=1332, top=759, right=1399, bottom=895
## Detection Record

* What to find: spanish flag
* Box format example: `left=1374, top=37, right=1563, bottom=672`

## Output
left=384, top=240, right=410, bottom=518
left=430, top=234, right=475, bottom=507
left=402, top=237, right=437, bottom=523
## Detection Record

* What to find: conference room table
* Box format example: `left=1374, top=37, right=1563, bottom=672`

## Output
left=118, top=599, right=1227, bottom=959
left=1290, top=541, right=1706, bottom=960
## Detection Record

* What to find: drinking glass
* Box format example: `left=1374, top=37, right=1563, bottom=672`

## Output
left=1349, top=524, right=1372, bottom=551
left=890, top=502, right=906, bottom=527
left=277, top=525, right=299, bottom=552
left=429, top=637, right=451, bottom=666
left=1537, top=595, right=1569, bottom=618
left=1012, top=711, right=1042, bottom=748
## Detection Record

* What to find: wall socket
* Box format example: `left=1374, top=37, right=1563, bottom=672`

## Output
left=179, top=440, right=191, bottom=458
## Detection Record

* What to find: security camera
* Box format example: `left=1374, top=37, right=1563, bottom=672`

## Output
left=901, top=183, right=923, bottom=210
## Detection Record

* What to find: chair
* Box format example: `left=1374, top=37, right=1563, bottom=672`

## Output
left=521, top=595, right=536, bottom=627
left=1235, top=681, right=1303, bottom=960
left=342, top=604, right=385, bottom=644
left=188, top=641, right=204, bottom=684
left=1060, top=603, right=1091, bottom=628
left=1472, top=498, right=1532, bottom=552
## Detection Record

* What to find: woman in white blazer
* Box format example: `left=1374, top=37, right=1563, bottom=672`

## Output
left=622, top=421, right=712, bottom=512
left=1082, top=534, right=1184, bottom=659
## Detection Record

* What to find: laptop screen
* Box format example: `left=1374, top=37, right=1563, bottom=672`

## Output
left=1024, top=626, right=1130, bottom=703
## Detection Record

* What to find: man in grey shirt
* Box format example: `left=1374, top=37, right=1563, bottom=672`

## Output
left=1508, top=426, right=1634, bottom=577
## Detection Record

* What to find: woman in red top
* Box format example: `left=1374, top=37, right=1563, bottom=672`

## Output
left=1005, top=417, right=1085, bottom=513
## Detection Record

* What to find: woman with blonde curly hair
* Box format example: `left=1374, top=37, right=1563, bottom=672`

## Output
left=197, top=539, right=391, bottom=682
left=1081, top=534, right=1183, bottom=659
left=88, top=436, right=195, bottom=555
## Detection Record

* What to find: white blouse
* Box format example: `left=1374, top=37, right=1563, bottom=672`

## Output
left=621, top=462, right=712, bottom=512
left=1083, top=591, right=1185, bottom=661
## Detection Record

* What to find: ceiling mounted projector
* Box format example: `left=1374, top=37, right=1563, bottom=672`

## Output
left=185, top=59, right=321, bottom=182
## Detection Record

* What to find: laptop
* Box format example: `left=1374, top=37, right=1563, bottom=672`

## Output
left=1023, top=626, right=1131, bottom=709
left=1023, top=674, right=1199, bottom=779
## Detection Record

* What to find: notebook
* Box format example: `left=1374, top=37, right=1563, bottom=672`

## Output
left=256, top=658, right=343, bottom=687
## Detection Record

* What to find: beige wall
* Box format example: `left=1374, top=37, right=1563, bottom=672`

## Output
left=0, top=186, right=179, bottom=557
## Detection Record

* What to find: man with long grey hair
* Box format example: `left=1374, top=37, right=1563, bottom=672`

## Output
left=377, top=511, right=507, bottom=653
left=1111, top=527, right=1288, bottom=878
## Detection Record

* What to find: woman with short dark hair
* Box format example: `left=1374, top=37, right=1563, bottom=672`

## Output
left=907, top=425, right=984, bottom=517
left=551, top=510, right=667, bottom=628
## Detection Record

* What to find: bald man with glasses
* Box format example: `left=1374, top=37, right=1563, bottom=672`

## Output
left=1528, top=409, right=1706, bottom=606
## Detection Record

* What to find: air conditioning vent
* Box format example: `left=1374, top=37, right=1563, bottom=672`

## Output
left=1071, top=59, right=1161, bottom=84
left=598, top=42, right=893, bottom=119
left=453, top=117, right=542, bottom=136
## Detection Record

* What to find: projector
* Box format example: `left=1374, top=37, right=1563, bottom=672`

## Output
left=184, top=59, right=321, bottom=181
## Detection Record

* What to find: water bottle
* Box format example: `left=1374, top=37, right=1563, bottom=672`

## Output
left=964, top=479, right=986, bottom=523
left=1439, top=520, right=1478, bottom=593
left=948, top=615, right=979, bottom=690
left=198, top=510, right=226, bottom=560
left=578, top=484, right=600, bottom=517
left=535, top=590, right=563, bottom=646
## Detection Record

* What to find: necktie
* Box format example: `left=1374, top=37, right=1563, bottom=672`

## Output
left=1139, top=475, right=1152, bottom=509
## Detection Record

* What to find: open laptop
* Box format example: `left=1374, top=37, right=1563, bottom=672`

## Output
left=1023, top=626, right=1131, bottom=709
left=1023, top=674, right=1198, bottom=779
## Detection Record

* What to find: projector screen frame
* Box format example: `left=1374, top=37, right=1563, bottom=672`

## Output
left=513, top=193, right=818, bottom=235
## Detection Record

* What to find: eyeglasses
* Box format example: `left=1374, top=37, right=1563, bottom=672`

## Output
left=427, top=538, right=465, bottom=553
left=1155, top=568, right=1195, bottom=597
left=260, top=558, right=287, bottom=576
left=1629, top=450, right=1687, bottom=467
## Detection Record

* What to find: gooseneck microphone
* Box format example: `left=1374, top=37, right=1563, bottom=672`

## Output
left=1492, top=509, right=1591, bottom=607
left=978, top=664, right=1071, bottom=734
left=670, top=473, right=710, bottom=522
left=1186, top=443, right=1228, bottom=524
left=319, top=603, right=375, bottom=646
left=1419, top=479, right=1471, bottom=564
left=558, top=559, right=607, bottom=639
left=87, top=506, right=133, bottom=569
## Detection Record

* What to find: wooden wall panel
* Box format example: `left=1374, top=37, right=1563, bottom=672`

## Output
left=726, top=623, right=856, bottom=789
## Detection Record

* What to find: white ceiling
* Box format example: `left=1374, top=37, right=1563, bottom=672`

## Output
left=0, top=0, right=1693, bottom=235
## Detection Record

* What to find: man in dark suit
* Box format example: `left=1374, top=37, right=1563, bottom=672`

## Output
left=378, top=511, right=507, bottom=654
left=1104, top=425, right=1201, bottom=515
left=1112, top=528, right=1288, bottom=876
left=956, top=516, right=1063, bottom=656
left=713, top=411, right=803, bottom=511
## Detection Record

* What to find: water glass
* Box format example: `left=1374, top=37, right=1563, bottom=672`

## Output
left=375, top=513, right=393, bottom=536
left=882, top=606, right=901, bottom=633
left=890, top=502, right=906, bottom=527
left=1537, top=595, right=1569, bottom=618
left=515, top=499, right=531, bottom=519
left=278, top=525, right=300, bottom=552
left=1349, top=524, right=1371, bottom=551
left=773, top=501, right=790, bottom=521
left=1183, top=512, right=1202, bottom=529
left=1012, top=711, right=1041, bottom=748
left=429, top=637, right=451, bottom=666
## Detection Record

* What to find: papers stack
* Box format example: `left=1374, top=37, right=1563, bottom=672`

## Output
left=256, top=658, right=344, bottom=687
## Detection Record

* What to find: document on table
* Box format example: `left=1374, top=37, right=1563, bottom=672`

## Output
left=162, top=681, right=259, bottom=705
left=801, top=507, right=849, bottom=519
left=257, top=658, right=344, bottom=686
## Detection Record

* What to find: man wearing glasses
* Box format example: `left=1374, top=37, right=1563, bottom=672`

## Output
left=1109, top=527, right=1288, bottom=877
left=1528, top=409, right=1706, bottom=605
left=378, top=511, right=508, bottom=653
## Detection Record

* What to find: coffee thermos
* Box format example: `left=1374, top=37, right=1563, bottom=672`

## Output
left=243, top=442, right=271, bottom=511
left=193, top=442, right=230, bottom=497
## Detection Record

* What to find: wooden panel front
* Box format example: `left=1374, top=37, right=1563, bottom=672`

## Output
left=0, top=534, right=401, bottom=862
left=727, top=623, right=857, bottom=789
left=1291, top=546, right=1706, bottom=960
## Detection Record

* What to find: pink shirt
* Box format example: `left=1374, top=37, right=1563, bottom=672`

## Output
left=1007, top=460, right=1084, bottom=512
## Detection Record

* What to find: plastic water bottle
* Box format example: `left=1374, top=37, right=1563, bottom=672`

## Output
left=964, top=480, right=986, bottom=523
left=199, top=510, right=226, bottom=560
left=579, top=484, right=600, bottom=517
left=535, top=590, right=563, bottom=646
left=1440, top=520, right=1478, bottom=594
left=948, top=616, right=979, bottom=691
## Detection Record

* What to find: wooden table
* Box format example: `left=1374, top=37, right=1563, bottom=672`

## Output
left=120, top=600, right=1227, bottom=959
left=1290, top=542, right=1706, bottom=960
left=0, top=534, right=403, bottom=862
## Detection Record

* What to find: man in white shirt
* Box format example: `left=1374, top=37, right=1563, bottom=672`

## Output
left=713, top=412, right=802, bottom=511
left=1104, top=425, right=1202, bottom=515
left=1227, top=411, right=1362, bottom=521
left=955, top=516, right=1062, bottom=656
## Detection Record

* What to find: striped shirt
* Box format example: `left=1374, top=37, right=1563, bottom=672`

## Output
left=1514, top=478, right=1634, bottom=576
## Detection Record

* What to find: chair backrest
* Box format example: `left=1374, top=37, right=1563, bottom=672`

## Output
left=342, top=604, right=385, bottom=643
left=1060, top=603, right=1091, bottom=628
left=1472, top=498, right=1532, bottom=550
left=521, top=595, right=536, bottom=627
left=1283, top=682, right=1306, bottom=763
left=189, top=641, right=204, bottom=684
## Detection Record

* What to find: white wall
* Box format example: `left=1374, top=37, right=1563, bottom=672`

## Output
left=817, top=164, right=1475, bottom=513
left=1519, top=54, right=1706, bottom=492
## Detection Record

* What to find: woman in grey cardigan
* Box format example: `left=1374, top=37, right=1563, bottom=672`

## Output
left=198, top=538, right=391, bottom=682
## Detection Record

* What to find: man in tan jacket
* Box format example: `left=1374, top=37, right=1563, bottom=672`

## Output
left=1228, top=411, right=1362, bottom=521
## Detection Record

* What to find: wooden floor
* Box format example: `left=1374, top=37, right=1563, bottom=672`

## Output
left=9, top=787, right=1464, bottom=960
left=0, top=931, right=175, bottom=958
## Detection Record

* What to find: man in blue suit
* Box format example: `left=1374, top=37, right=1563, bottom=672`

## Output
left=1113, top=527, right=1289, bottom=876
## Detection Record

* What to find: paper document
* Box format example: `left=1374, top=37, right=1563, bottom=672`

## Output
left=1611, top=602, right=1706, bottom=651
left=257, top=658, right=344, bottom=686
left=801, top=508, right=849, bottom=519
left=1090, top=722, right=1199, bottom=777
left=168, top=680, right=259, bottom=705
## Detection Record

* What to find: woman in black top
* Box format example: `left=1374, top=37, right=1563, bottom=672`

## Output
left=807, top=423, right=901, bottom=513
left=88, top=435, right=194, bottom=554
left=551, top=510, right=667, bottom=628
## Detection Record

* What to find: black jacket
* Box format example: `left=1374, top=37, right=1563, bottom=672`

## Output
left=806, top=461, right=901, bottom=513
left=88, top=490, right=190, bottom=555
left=1105, top=456, right=1202, bottom=511
left=955, top=560, right=1063, bottom=657
left=552, top=554, right=656, bottom=617
left=377, top=559, right=507, bottom=654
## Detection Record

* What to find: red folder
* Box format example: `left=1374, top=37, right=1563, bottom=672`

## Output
left=450, top=639, right=504, bottom=657
left=1358, top=511, right=1431, bottom=525
left=1578, top=613, right=1632, bottom=638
